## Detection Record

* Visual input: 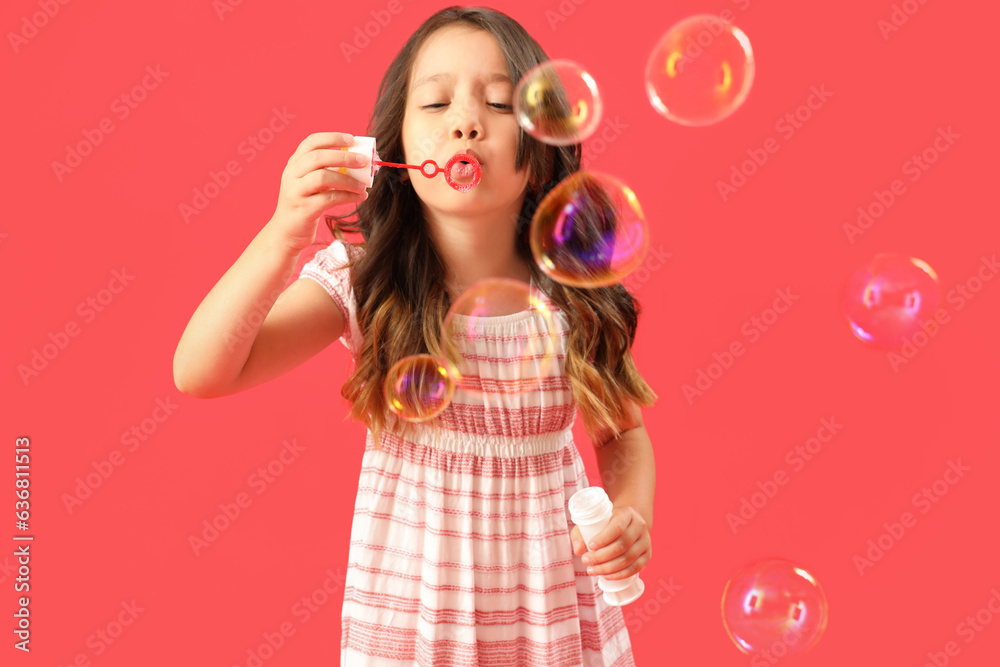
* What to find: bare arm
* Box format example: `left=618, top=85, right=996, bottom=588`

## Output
left=172, top=131, right=369, bottom=398
left=591, top=402, right=656, bottom=530
left=595, top=423, right=655, bottom=532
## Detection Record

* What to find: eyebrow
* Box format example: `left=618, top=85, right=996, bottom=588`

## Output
left=412, top=72, right=512, bottom=89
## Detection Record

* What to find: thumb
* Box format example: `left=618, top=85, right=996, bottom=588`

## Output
left=570, top=525, right=584, bottom=555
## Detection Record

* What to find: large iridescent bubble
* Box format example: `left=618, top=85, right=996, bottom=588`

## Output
left=530, top=171, right=649, bottom=288
left=722, top=559, right=829, bottom=656
left=440, top=278, right=561, bottom=398
left=843, top=254, right=942, bottom=348
left=645, top=14, right=755, bottom=126
left=514, top=59, right=603, bottom=146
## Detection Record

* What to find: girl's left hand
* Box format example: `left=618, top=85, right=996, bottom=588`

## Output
left=570, top=505, right=652, bottom=579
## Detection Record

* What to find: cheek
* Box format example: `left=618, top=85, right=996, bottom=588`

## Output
left=403, top=118, right=438, bottom=161
left=401, top=110, right=426, bottom=148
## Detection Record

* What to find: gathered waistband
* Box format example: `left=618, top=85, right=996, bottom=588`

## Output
left=366, top=424, right=575, bottom=459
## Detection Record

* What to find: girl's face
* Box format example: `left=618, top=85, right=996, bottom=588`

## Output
left=402, top=24, right=531, bottom=217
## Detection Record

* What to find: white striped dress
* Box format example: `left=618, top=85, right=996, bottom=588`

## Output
left=300, top=240, right=635, bottom=666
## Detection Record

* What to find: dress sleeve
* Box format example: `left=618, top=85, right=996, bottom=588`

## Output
left=298, top=240, right=364, bottom=359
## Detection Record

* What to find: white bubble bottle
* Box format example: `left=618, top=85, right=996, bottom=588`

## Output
left=335, top=135, right=381, bottom=188
left=568, top=486, right=645, bottom=606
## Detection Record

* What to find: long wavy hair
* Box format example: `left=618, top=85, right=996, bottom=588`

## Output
left=322, top=6, right=657, bottom=450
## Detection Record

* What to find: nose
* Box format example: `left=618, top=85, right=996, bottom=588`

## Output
left=449, top=97, right=482, bottom=140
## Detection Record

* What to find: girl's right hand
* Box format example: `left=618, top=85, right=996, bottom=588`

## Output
left=267, top=132, right=370, bottom=251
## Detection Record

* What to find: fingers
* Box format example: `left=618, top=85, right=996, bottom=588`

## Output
left=585, top=510, right=631, bottom=553
left=288, top=133, right=370, bottom=179
left=317, top=147, right=370, bottom=171
left=593, top=544, right=651, bottom=579
left=298, top=174, right=369, bottom=211
left=290, top=147, right=370, bottom=181
left=295, top=131, right=356, bottom=157
left=580, top=509, right=651, bottom=578
left=583, top=529, right=632, bottom=570
left=322, top=188, right=368, bottom=207
left=585, top=532, right=651, bottom=578
left=573, top=508, right=651, bottom=578
left=299, top=168, right=369, bottom=200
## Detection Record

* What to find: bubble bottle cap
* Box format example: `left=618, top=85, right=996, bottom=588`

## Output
left=568, top=486, right=612, bottom=526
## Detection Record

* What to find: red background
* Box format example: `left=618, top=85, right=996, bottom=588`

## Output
left=5, top=0, right=999, bottom=664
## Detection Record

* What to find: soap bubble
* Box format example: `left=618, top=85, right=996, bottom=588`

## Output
left=843, top=254, right=942, bottom=348
left=440, top=278, right=561, bottom=397
left=529, top=171, right=649, bottom=288
left=721, top=559, right=829, bottom=656
left=514, top=59, right=603, bottom=146
left=645, top=14, right=755, bottom=126
left=383, top=354, right=455, bottom=422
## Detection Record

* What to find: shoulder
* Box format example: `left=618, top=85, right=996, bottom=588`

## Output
left=302, top=239, right=366, bottom=279
left=298, top=239, right=367, bottom=356
left=313, top=238, right=365, bottom=264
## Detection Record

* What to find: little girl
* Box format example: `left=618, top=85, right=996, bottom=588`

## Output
left=174, top=7, right=657, bottom=666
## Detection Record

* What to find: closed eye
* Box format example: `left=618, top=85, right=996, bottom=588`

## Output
left=420, top=103, right=513, bottom=110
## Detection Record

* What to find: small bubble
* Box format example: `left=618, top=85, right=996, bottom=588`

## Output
left=721, top=559, right=829, bottom=656
left=383, top=354, right=455, bottom=422
left=514, top=60, right=603, bottom=146
left=645, top=14, right=755, bottom=126
left=843, top=254, right=941, bottom=348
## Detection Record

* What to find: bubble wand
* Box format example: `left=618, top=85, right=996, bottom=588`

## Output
left=339, top=137, right=483, bottom=192
left=373, top=153, right=482, bottom=192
